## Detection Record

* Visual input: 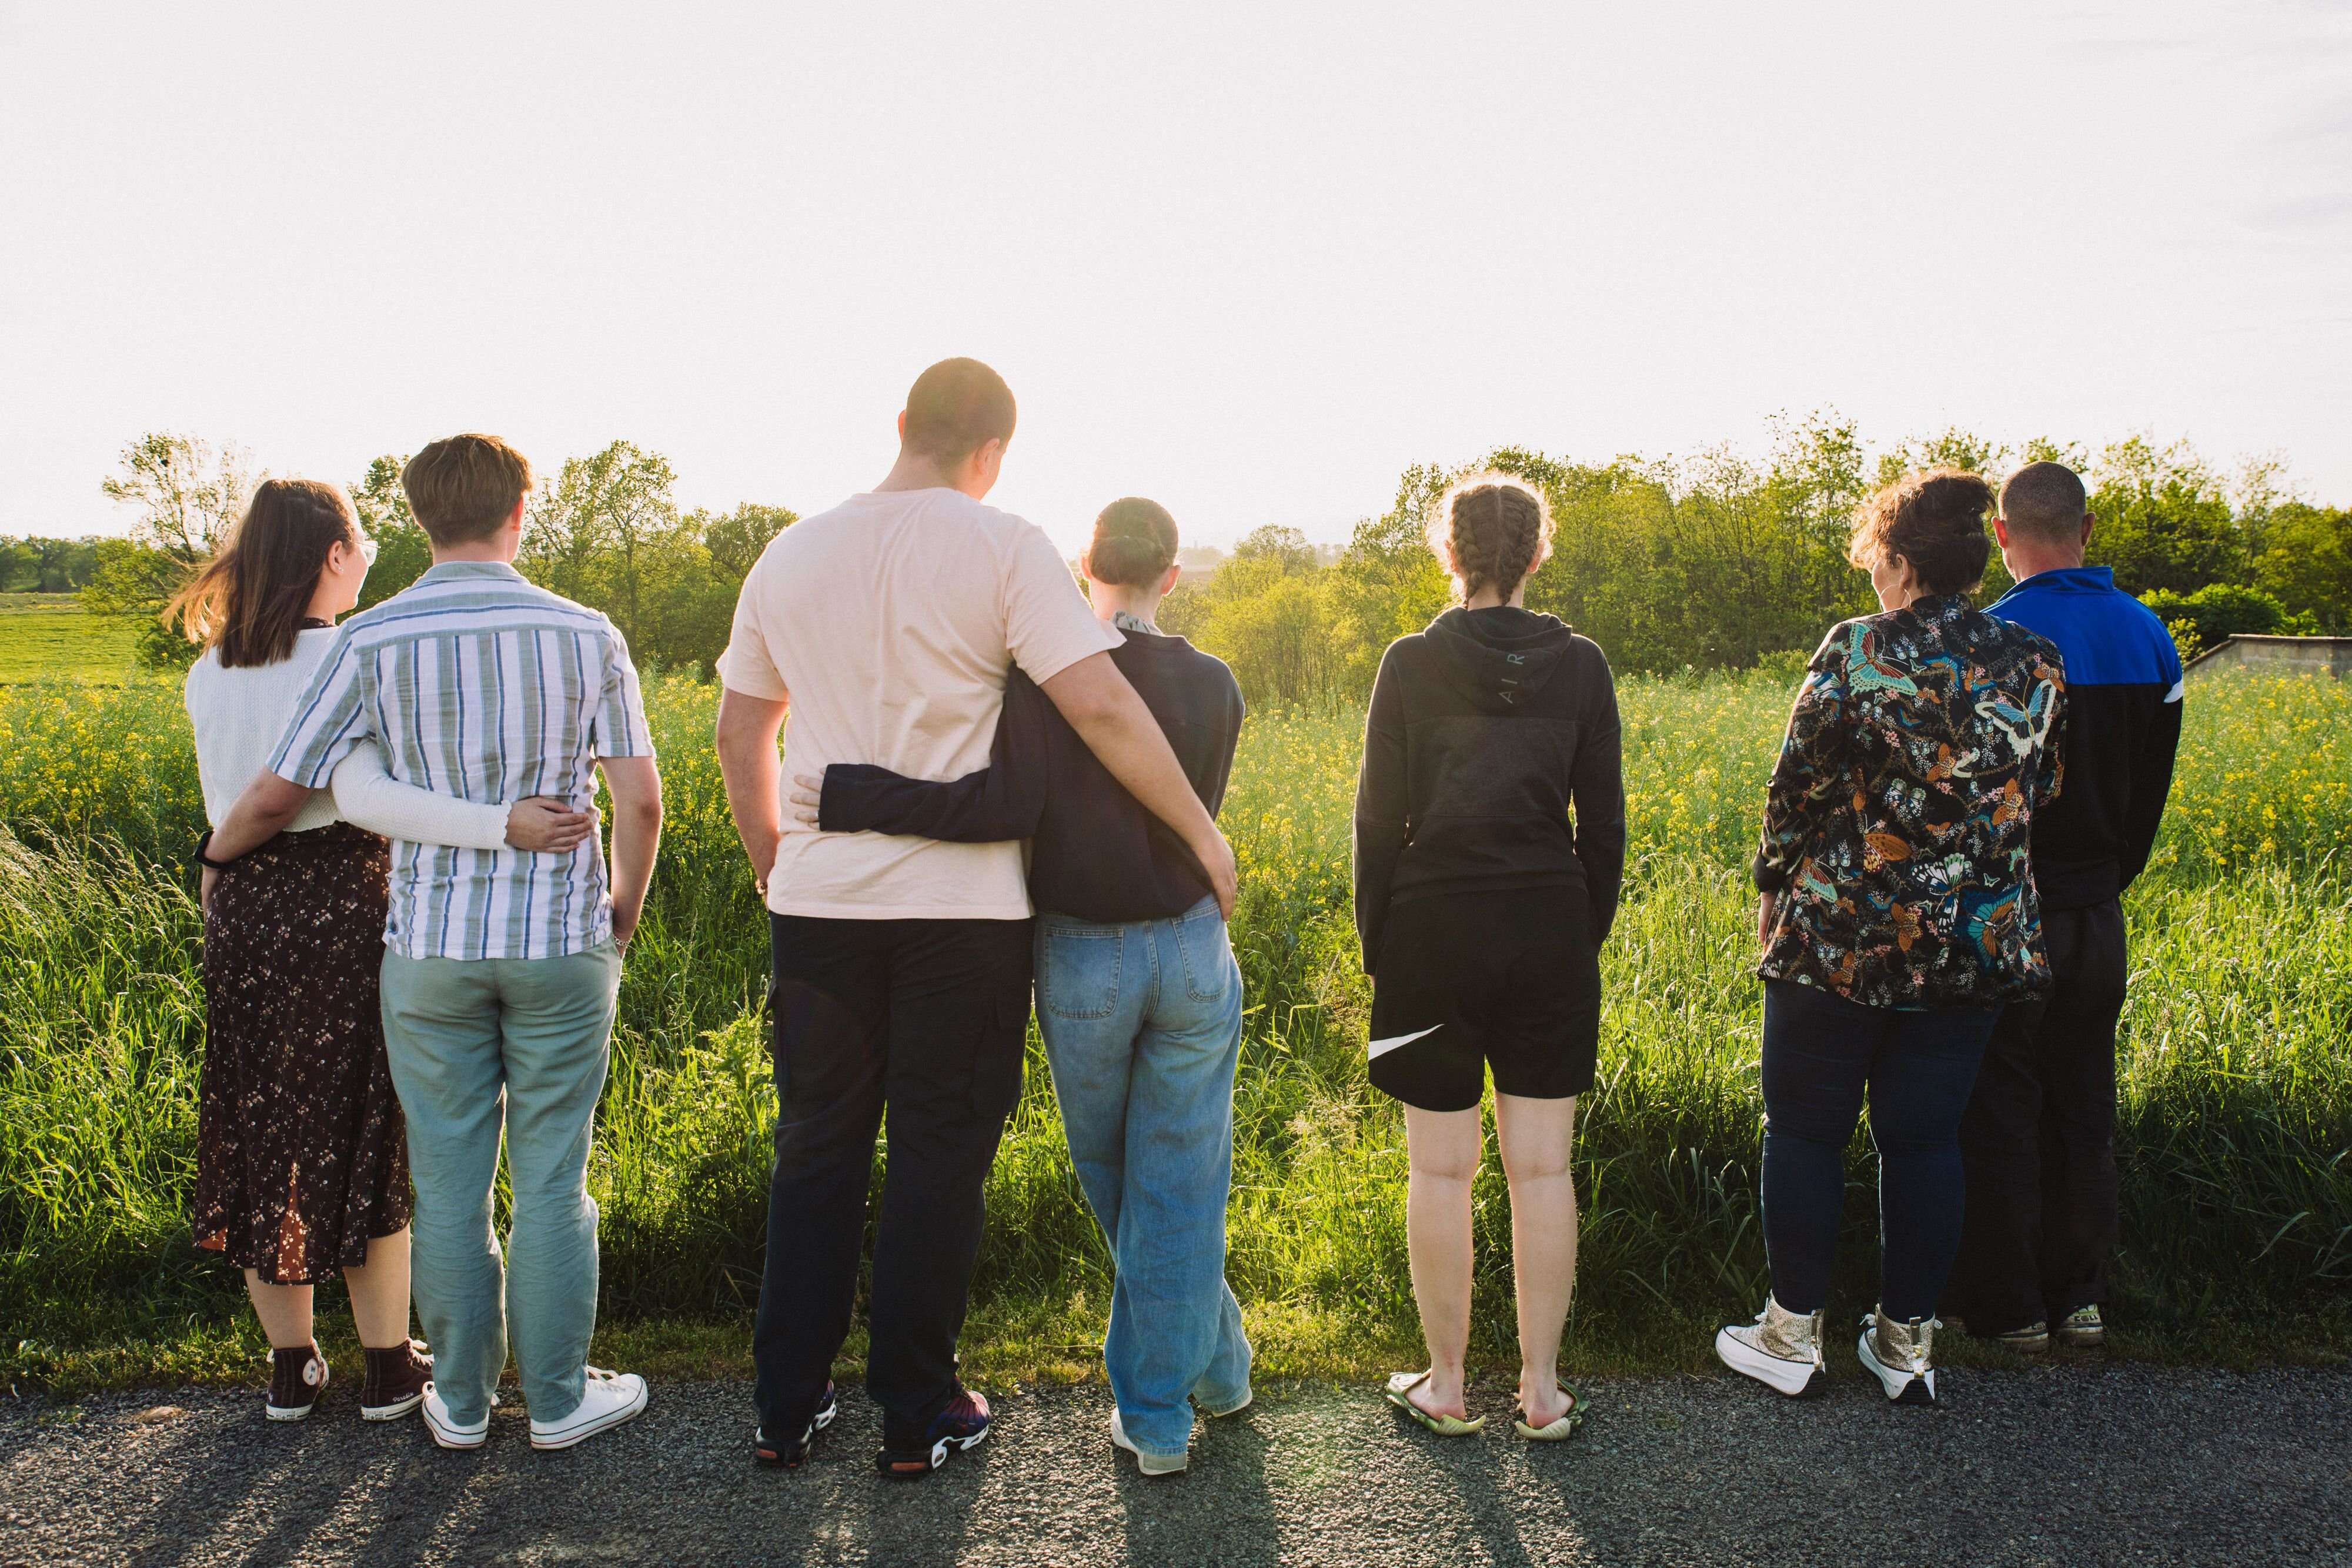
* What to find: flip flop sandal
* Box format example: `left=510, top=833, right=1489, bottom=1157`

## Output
left=1384, top=1371, right=1485, bottom=1436
left=1513, top=1379, right=1589, bottom=1440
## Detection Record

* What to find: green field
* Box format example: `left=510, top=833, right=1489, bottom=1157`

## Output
left=0, top=594, right=140, bottom=685
left=1, top=664, right=2347, bottom=1393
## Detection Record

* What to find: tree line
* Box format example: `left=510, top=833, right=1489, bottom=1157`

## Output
left=75, top=434, right=793, bottom=676
left=1161, top=419, right=2352, bottom=710
left=51, top=420, right=2352, bottom=701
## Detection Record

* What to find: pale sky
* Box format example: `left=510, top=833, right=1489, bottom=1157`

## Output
left=2, top=2, right=2347, bottom=554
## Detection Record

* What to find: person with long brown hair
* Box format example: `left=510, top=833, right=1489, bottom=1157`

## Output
left=1352, top=474, right=1626, bottom=1442
left=175, top=477, right=596, bottom=1423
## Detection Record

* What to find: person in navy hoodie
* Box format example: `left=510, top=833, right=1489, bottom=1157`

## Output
left=1949, top=461, right=2184, bottom=1353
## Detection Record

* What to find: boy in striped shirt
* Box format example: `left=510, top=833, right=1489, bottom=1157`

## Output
left=210, top=434, right=663, bottom=1452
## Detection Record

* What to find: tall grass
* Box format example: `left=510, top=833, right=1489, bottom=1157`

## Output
left=1, top=666, right=2347, bottom=1385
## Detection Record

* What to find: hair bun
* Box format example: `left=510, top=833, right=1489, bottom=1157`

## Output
left=1085, top=497, right=1180, bottom=588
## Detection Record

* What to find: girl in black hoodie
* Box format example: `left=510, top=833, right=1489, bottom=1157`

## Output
left=1353, top=476, right=1625, bottom=1440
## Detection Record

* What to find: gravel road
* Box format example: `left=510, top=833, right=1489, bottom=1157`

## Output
left=5, top=1365, right=2346, bottom=1566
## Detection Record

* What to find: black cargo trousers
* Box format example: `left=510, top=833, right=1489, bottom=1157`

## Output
left=750, top=914, right=1034, bottom=1445
left=1949, top=899, right=2130, bottom=1335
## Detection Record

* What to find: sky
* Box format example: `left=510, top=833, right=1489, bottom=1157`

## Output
left=2, top=2, right=2347, bottom=555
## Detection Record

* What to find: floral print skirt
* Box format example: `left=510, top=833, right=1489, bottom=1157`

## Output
left=193, top=821, right=410, bottom=1285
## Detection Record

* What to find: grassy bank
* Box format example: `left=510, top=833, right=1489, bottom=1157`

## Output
left=2, top=667, right=2348, bottom=1393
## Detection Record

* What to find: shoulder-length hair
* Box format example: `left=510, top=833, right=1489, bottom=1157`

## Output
left=163, top=478, right=356, bottom=668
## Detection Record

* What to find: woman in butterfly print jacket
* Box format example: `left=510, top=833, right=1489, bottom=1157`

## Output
left=1715, top=469, right=2066, bottom=1410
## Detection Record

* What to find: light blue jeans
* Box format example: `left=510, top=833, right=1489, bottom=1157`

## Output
left=379, top=944, right=622, bottom=1427
left=1034, top=897, right=1252, bottom=1460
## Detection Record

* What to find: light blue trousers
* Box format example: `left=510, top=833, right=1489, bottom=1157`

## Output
left=379, top=944, right=622, bottom=1426
left=1034, top=897, right=1253, bottom=1460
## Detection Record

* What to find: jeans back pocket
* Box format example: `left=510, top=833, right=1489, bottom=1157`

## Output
left=1038, top=923, right=1125, bottom=1021
left=1170, top=900, right=1237, bottom=1005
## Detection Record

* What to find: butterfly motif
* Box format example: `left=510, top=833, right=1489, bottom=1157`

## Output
left=1836, top=624, right=1920, bottom=697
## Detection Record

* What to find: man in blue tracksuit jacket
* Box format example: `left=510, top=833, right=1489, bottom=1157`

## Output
left=1948, top=462, right=2184, bottom=1350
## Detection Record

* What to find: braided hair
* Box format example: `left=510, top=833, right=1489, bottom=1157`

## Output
left=1426, top=474, right=1552, bottom=603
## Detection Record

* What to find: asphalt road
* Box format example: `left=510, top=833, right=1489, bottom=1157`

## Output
left=4, top=1366, right=2347, bottom=1567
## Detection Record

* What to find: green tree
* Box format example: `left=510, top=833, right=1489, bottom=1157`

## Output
left=519, top=443, right=795, bottom=677
left=2252, top=502, right=2352, bottom=633
left=81, top=433, right=252, bottom=670
left=2087, top=437, right=2243, bottom=596
left=349, top=456, right=435, bottom=609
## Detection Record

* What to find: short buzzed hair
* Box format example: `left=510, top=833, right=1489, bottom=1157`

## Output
left=402, top=434, right=533, bottom=547
left=2000, top=460, right=2088, bottom=541
left=902, top=357, right=1016, bottom=464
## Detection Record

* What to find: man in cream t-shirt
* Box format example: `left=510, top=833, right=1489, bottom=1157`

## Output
left=714, top=358, right=1235, bottom=1477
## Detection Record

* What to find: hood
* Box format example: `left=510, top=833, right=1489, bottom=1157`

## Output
left=1424, top=606, right=1576, bottom=713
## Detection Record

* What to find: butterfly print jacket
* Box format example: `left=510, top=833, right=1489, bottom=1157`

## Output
left=1753, top=593, right=2067, bottom=1009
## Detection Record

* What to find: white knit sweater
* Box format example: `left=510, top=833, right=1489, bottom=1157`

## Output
left=183, top=627, right=512, bottom=848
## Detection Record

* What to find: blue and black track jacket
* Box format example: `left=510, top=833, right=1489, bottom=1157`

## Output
left=1987, top=566, right=2184, bottom=910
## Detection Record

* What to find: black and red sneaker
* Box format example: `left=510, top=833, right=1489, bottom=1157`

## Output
left=876, top=1388, right=991, bottom=1479
left=754, top=1382, right=839, bottom=1469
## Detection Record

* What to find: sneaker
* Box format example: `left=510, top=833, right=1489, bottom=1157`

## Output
left=266, top=1344, right=329, bottom=1422
left=421, top=1385, right=495, bottom=1450
left=1110, top=1409, right=1188, bottom=1476
left=877, top=1388, right=991, bottom=1479
left=2056, top=1305, right=2105, bottom=1348
left=1715, top=1296, right=1828, bottom=1397
left=360, top=1340, right=433, bottom=1421
left=1994, top=1320, right=2051, bottom=1355
left=530, top=1366, right=649, bottom=1451
left=755, top=1382, right=840, bottom=1469
left=1857, top=1308, right=1938, bottom=1406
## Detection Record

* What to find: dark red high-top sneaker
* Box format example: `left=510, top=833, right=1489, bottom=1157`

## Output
left=876, top=1388, right=991, bottom=1479
left=266, top=1344, right=329, bottom=1422
left=360, top=1340, right=433, bottom=1421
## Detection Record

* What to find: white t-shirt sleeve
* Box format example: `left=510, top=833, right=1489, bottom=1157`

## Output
left=1000, top=523, right=1122, bottom=684
left=715, top=551, right=790, bottom=700
left=329, top=741, right=512, bottom=850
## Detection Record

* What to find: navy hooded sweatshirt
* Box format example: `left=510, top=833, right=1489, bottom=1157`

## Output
left=1352, top=606, right=1626, bottom=974
left=1987, top=565, right=2184, bottom=909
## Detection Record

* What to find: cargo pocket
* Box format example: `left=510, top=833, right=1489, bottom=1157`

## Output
left=967, top=988, right=1031, bottom=1125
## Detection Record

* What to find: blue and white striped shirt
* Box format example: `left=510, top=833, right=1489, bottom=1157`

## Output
left=270, top=561, right=655, bottom=961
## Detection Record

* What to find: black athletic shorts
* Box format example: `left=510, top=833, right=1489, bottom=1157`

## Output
left=1366, top=887, right=1601, bottom=1112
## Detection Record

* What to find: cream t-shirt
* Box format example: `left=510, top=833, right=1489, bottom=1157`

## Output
left=716, top=487, right=1122, bottom=920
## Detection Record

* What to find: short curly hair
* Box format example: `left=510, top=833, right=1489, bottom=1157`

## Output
left=1847, top=467, right=1994, bottom=598
left=1426, top=474, right=1552, bottom=602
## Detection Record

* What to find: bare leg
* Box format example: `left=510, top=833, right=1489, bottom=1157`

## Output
left=1404, top=1104, right=1484, bottom=1420
left=1495, top=1092, right=1579, bottom=1427
left=343, top=1227, right=415, bottom=1348
left=244, top=1272, right=316, bottom=1350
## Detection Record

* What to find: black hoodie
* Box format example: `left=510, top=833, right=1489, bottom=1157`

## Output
left=1352, top=606, right=1626, bottom=974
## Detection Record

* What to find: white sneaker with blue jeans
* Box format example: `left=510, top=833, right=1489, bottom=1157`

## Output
left=1035, top=897, right=1253, bottom=1467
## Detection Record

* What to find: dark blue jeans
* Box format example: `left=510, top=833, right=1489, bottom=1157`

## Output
left=1760, top=980, right=1998, bottom=1322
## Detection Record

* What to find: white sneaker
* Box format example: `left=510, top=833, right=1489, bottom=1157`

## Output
left=1109, top=1409, right=1189, bottom=1476
left=1716, top=1296, right=1828, bottom=1398
left=530, top=1366, right=648, bottom=1451
left=421, top=1385, right=496, bottom=1450
left=1857, top=1308, right=1938, bottom=1406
